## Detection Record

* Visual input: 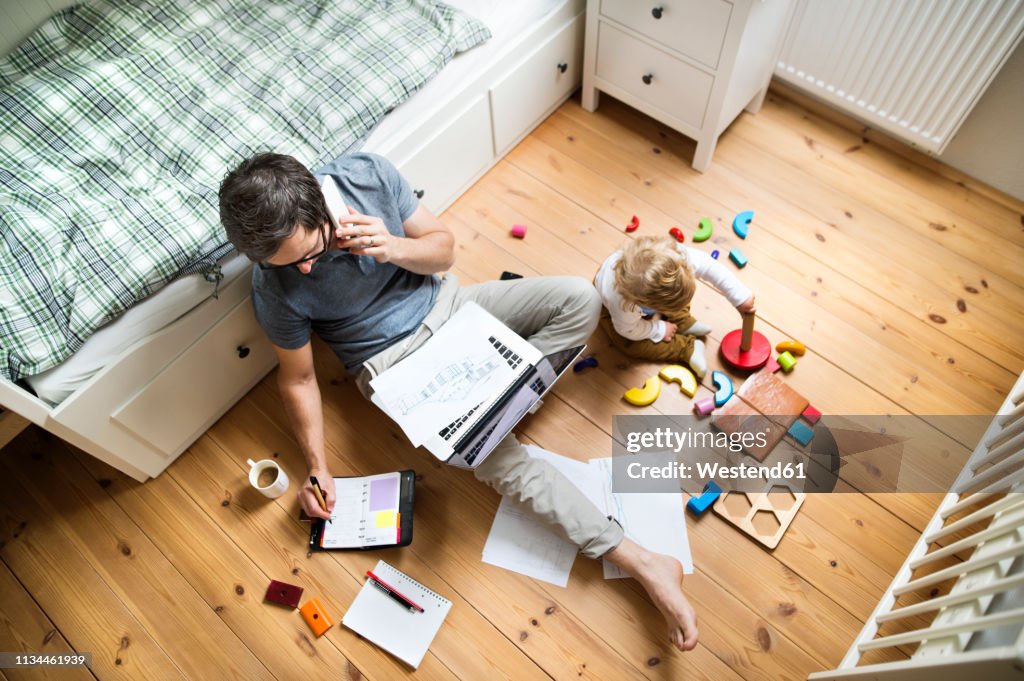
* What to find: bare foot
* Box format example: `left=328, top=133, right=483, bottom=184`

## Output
left=605, top=539, right=699, bottom=651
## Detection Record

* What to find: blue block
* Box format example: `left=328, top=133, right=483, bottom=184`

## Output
left=788, top=420, right=815, bottom=446
left=573, top=356, right=598, bottom=373
left=686, top=481, right=723, bottom=515
left=711, top=370, right=733, bottom=407
left=729, top=248, right=748, bottom=268
left=732, top=210, right=754, bottom=239
left=710, top=249, right=720, bottom=260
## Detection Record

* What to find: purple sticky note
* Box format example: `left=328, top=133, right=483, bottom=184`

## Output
left=368, top=476, right=400, bottom=511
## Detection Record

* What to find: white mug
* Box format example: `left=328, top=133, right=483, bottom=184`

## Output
left=247, top=458, right=289, bottom=498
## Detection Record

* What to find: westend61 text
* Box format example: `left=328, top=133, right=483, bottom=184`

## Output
left=626, top=461, right=807, bottom=480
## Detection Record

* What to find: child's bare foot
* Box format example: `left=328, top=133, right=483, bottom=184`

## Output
left=605, top=539, right=699, bottom=651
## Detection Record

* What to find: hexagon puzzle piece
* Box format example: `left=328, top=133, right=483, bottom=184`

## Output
left=732, top=210, right=753, bottom=239
left=711, top=370, right=733, bottom=407
left=624, top=376, right=661, bottom=406
left=658, top=364, right=697, bottom=397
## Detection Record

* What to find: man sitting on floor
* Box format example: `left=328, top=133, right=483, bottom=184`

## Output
left=218, top=151, right=698, bottom=651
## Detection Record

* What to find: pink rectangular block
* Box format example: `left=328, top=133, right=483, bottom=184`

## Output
left=802, top=405, right=822, bottom=425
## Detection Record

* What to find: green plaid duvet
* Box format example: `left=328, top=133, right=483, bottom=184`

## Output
left=0, top=0, right=489, bottom=381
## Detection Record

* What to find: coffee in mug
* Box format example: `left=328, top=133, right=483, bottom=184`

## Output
left=247, top=458, right=289, bottom=498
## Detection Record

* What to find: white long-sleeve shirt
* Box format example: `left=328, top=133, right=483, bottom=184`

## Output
left=595, top=245, right=752, bottom=343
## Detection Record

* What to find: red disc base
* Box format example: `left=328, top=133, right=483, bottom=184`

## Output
left=720, top=329, right=771, bottom=371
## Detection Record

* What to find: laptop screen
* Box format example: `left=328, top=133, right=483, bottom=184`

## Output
left=455, top=345, right=585, bottom=467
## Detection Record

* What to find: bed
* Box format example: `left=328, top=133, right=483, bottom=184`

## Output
left=0, top=0, right=584, bottom=480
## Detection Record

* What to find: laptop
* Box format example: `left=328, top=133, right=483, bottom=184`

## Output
left=425, top=344, right=586, bottom=469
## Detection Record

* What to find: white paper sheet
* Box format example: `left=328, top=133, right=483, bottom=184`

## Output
left=590, top=458, right=694, bottom=578
left=481, top=447, right=693, bottom=586
left=481, top=446, right=595, bottom=587
left=369, top=302, right=541, bottom=447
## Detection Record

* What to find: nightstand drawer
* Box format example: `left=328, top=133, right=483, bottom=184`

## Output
left=601, top=0, right=732, bottom=68
left=596, top=22, right=713, bottom=130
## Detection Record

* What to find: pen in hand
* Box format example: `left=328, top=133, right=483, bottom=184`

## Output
left=309, top=476, right=332, bottom=524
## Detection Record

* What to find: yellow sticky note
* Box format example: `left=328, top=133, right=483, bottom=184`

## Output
left=375, top=510, right=397, bottom=528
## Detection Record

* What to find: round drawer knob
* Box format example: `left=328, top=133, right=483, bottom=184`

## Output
left=557, top=62, right=568, bottom=73
left=652, top=6, right=664, bottom=19
left=236, top=345, right=251, bottom=359
left=414, top=189, right=425, bottom=198
left=642, top=73, right=653, bottom=85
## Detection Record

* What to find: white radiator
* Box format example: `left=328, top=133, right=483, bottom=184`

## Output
left=774, top=0, right=1024, bottom=154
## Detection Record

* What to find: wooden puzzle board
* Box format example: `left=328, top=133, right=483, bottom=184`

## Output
left=734, top=370, right=809, bottom=429
left=713, top=487, right=807, bottom=549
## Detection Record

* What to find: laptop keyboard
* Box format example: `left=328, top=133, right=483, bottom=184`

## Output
left=437, top=337, right=524, bottom=442
left=489, top=336, right=523, bottom=370
left=464, top=423, right=499, bottom=465
left=439, top=403, right=480, bottom=441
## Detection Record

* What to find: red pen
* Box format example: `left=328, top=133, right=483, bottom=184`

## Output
left=366, top=570, right=423, bottom=613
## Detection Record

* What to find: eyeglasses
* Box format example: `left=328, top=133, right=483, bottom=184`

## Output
left=258, top=223, right=329, bottom=270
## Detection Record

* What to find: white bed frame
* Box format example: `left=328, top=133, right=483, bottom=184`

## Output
left=0, top=0, right=585, bottom=480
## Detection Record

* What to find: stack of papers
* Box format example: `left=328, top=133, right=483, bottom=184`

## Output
left=482, top=446, right=693, bottom=586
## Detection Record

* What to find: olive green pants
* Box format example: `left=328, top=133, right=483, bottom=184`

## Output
left=599, top=306, right=699, bottom=363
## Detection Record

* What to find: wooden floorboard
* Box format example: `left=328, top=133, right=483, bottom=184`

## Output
left=2, top=89, right=1022, bottom=679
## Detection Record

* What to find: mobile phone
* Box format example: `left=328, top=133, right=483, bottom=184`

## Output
left=319, top=175, right=346, bottom=234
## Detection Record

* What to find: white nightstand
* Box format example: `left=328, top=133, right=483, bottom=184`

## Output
left=581, top=0, right=794, bottom=171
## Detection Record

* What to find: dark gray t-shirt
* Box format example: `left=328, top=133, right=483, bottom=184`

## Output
left=250, top=153, right=439, bottom=372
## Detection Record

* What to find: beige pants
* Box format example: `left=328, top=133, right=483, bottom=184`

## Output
left=357, top=274, right=624, bottom=559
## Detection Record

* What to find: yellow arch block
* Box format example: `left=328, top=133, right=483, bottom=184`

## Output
left=776, top=340, right=806, bottom=357
left=658, top=364, right=697, bottom=397
left=624, top=376, right=662, bottom=406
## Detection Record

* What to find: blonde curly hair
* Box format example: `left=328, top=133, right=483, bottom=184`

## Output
left=613, top=236, right=696, bottom=314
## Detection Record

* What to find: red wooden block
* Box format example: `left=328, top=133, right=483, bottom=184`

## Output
left=802, top=405, right=822, bottom=426
left=264, top=580, right=304, bottom=609
left=626, top=215, right=640, bottom=232
left=720, top=329, right=770, bottom=371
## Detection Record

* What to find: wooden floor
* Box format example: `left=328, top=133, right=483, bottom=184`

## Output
left=2, top=88, right=1023, bottom=681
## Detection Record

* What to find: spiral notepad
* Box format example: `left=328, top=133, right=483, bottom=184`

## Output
left=342, top=561, right=451, bottom=668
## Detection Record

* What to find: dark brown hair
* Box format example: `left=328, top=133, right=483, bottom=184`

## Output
left=218, top=152, right=330, bottom=262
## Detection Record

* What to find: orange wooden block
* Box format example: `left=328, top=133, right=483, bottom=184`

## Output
left=300, top=598, right=334, bottom=637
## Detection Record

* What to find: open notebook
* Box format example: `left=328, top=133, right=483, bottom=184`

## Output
left=309, top=471, right=415, bottom=550
left=343, top=561, right=451, bottom=668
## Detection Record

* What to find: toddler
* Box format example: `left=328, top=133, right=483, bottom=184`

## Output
left=594, top=235, right=755, bottom=378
